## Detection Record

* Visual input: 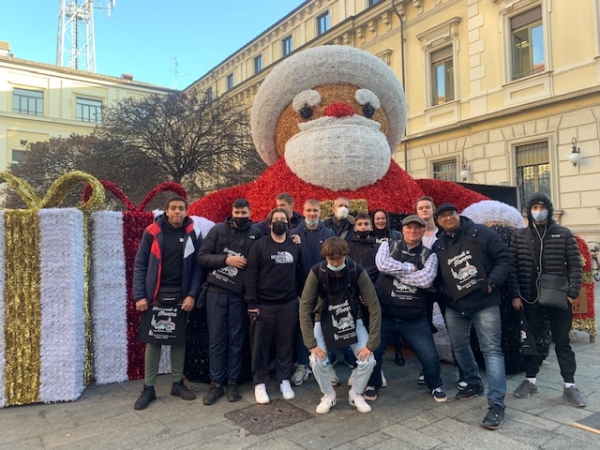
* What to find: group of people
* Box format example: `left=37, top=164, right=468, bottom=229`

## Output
left=131, top=191, right=586, bottom=431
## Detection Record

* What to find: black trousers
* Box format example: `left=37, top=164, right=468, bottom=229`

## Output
left=523, top=302, right=576, bottom=382
left=250, top=299, right=298, bottom=385
left=206, top=290, right=248, bottom=384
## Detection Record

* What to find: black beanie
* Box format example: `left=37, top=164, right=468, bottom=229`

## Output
left=525, top=192, right=553, bottom=223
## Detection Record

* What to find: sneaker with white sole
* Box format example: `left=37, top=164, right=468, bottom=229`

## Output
left=364, top=386, right=379, bottom=401
left=381, top=370, right=387, bottom=388
left=417, top=372, right=425, bottom=385
left=457, top=379, right=468, bottom=390
left=291, top=364, right=310, bottom=386
left=254, top=383, right=270, bottom=404
left=279, top=380, right=295, bottom=400
left=347, top=368, right=357, bottom=387
left=513, top=379, right=538, bottom=398
left=327, top=364, right=340, bottom=386
left=432, top=387, right=448, bottom=403
left=349, top=389, right=372, bottom=413
left=316, top=392, right=337, bottom=414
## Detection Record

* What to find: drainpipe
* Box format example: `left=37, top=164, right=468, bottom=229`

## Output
left=391, top=0, right=408, bottom=171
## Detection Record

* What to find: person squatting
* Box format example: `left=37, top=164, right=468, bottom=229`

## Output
left=133, top=193, right=586, bottom=432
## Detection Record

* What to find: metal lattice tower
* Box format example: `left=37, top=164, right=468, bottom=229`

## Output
left=56, top=0, right=115, bottom=72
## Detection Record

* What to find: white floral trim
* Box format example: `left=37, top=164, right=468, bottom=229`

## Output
left=251, top=45, right=407, bottom=165
left=39, top=209, right=85, bottom=403
left=462, top=200, right=525, bottom=229
left=91, top=212, right=129, bottom=384
left=191, top=215, right=214, bottom=241
left=0, top=211, right=5, bottom=408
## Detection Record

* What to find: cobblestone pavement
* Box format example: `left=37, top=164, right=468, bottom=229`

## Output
left=1, top=286, right=598, bottom=450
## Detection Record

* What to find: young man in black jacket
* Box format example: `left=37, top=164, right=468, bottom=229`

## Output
left=197, top=198, right=262, bottom=405
left=133, top=196, right=204, bottom=410
left=432, top=203, right=512, bottom=430
left=509, top=192, right=585, bottom=407
left=245, top=208, right=302, bottom=404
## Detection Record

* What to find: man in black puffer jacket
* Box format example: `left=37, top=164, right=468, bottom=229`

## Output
left=197, top=198, right=262, bottom=405
left=509, top=192, right=585, bottom=408
left=432, top=203, right=512, bottom=430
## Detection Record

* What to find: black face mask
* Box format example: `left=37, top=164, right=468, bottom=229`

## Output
left=356, top=230, right=370, bottom=239
left=272, top=221, right=288, bottom=235
left=233, top=217, right=250, bottom=228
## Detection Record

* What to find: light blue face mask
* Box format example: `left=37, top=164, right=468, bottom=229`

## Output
left=305, top=219, right=319, bottom=227
left=327, top=263, right=346, bottom=272
left=531, top=210, right=548, bottom=222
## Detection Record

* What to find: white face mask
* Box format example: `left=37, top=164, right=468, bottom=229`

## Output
left=334, top=206, right=349, bottom=220
left=327, top=263, right=346, bottom=272
left=531, top=210, right=548, bottom=222
left=305, top=218, right=319, bottom=227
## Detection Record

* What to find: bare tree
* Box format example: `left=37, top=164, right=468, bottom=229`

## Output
left=98, top=89, right=266, bottom=197
left=4, top=134, right=163, bottom=209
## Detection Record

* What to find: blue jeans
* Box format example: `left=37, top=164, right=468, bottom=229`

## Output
left=445, top=306, right=506, bottom=408
left=370, top=315, right=443, bottom=391
left=310, top=319, right=375, bottom=395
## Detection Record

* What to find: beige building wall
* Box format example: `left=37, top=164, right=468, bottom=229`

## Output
left=187, top=0, right=600, bottom=242
left=0, top=53, right=173, bottom=172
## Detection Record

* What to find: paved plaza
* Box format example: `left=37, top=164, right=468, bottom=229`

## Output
left=1, top=286, right=599, bottom=450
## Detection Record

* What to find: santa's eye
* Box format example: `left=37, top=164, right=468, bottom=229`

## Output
left=355, top=89, right=380, bottom=119
left=300, top=106, right=313, bottom=119
left=292, top=90, right=321, bottom=119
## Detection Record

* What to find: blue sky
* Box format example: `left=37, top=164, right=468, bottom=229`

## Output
left=1, top=1, right=304, bottom=89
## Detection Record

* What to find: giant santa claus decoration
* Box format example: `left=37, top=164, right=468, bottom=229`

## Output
left=189, top=45, right=488, bottom=221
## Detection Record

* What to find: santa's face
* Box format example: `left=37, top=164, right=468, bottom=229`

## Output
left=275, top=84, right=392, bottom=191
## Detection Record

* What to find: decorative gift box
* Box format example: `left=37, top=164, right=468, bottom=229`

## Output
left=0, top=172, right=104, bottom=407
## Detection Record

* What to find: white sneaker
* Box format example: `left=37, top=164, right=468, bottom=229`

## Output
left=347, top=368, right=357, bottom=387
left=316, top=392, right=337, bottom=414
left=279, top=380, right=295, bottom=400
left=291, top=364, right=310, bottom=386
left=349, top=389, right=372, bottom=413
left=327, top=365, right=340, bottom=386
left=254, top=383, right=270, bottom=404
left=381, top=370, right=387, bottom=388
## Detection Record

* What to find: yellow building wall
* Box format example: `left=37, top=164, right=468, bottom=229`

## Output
left=0, top=57, right=172, bottom=172
left=187, top=0, right=600, bottom=240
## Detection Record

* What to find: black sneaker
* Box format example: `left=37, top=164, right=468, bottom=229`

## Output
left=227, top=381, right=242, bottom=402
left=171, top=380, right=196, bottom=401
left=134, top=385, right=156, bottom=410
left=481, top=404, right=505, bottom=430
left=364, top=386, right=379, bottom=401
left=455, top=383, right=484, bottom=400
left=202, top=382, right=224, bottom=405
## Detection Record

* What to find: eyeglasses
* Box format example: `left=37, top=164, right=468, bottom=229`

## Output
left=437, top=211, right=457, bottom=219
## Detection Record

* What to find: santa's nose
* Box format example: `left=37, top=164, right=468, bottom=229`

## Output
left=323, top=102, right=355, bottom=118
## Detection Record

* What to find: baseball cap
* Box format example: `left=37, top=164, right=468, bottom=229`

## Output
left=434, top=203, right=458, bottom=217
left=402, top=215, right=426, bottom=227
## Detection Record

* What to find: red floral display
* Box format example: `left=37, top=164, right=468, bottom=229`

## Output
left=189, top=159, right=489, bottom=222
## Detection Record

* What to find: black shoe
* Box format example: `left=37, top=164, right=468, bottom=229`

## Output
left=171, top=380, right=196, bottom=401
left=227, top=381, right=242, bottom=402
left=455, top=383, right=484, bottom=400
left=202, top=383, right=224, bottom=405
left=364, top=386, right=379, bottom=401
left=134, top=385, right=156, bottom=410
left=481, top=404, right=505, bottom=430
left=394, top=346, right=406, bottom=366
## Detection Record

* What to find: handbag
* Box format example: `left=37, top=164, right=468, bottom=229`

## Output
left=538, top=273, right=570, bottom=310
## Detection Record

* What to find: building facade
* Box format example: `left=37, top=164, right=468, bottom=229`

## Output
left=0, top=45, right=173, bottom=172
left=187, top=0, right=600, bottom=241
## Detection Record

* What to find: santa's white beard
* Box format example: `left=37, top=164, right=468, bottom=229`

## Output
left=285, top=116, right=391, bottom=191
